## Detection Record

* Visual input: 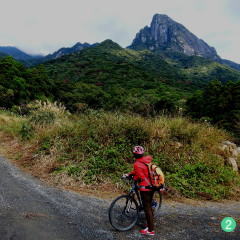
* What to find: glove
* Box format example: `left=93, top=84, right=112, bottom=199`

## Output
left=122, top=173, right=129, bottom=179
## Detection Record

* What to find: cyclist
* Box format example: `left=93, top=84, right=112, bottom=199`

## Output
left=123, top=146, right=155, bottom=236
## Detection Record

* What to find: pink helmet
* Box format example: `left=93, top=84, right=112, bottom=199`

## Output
left=132, top=146, right=144, bottom=154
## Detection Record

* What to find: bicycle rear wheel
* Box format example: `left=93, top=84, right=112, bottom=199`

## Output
left=108, top=194, right=139, bottom=231
left=152, top=190, right=162, bottom=216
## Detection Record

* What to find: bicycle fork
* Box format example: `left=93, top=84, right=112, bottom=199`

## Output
left=124, top=193, right=137, bottom=215
left=125, top=198, right=133, bottom=213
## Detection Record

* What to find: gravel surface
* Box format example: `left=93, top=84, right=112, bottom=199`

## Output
left=0, top=156, right=239, bottom=240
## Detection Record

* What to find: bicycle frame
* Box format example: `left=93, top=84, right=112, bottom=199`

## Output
left=128, top=180, right=144, bottom=211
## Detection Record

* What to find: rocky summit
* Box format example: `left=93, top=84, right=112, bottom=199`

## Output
left=129, top=14, right=221, bottom=62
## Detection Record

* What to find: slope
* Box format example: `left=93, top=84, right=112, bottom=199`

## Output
left=44, top=39, right=240, bottom=91
left=43, top=39, right=189, bottom=113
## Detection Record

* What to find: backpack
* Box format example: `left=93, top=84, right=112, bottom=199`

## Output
left=145, top=163, right=165, bottom=187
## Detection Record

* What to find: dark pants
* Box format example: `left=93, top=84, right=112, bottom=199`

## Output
left=140, top=191, right=154, bottom=232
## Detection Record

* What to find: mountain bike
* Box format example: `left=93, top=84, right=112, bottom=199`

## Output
left=108, top=176, right=165, bottom=231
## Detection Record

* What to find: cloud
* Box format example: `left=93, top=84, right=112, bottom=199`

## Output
left=0, top=0, right=239, bottom=62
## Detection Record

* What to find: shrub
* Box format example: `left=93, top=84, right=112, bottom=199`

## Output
left=124, top=124, right=150, bottom=145
left=38, top=136, right=52, bottom=153
left=29, top=111, right=56, bottom=127
left=27, top=100, right=69, bottom=118
left=168, top=118, right=199, bottom=143
left=167, top=163, right=238, bottom=199
left=19, top=122, right=34, bottom=140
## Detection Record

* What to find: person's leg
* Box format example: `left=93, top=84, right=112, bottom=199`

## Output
left=140, top=191, right=154, bottom=232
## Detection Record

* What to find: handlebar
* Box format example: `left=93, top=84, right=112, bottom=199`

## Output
left=121, top=174, right=135, bottom=182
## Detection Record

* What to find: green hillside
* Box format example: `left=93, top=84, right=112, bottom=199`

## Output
left=44, top=39, right=240, bottom=91
left=44, top=40, right=179, bottom=88
left=153, top=50, right=240, bottom=87
left=41, top=39, right=240, bottom=114
left=43, top=40, right=188, bottom=114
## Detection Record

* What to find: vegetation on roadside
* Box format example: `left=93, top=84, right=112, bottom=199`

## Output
left=0, top=102, right=239, bottom=200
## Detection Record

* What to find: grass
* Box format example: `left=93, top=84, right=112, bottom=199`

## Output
left=0, top=103, right=239, bottom=200
left=0, top=110, right=25, bottom=137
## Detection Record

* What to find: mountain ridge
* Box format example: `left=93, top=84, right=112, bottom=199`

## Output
left=0, top=46, right=38, bottom=60
left=0, top=14, right=239, bottom=70
left=221, top=59, right=240, bottom=71
left=44, top=42, right=93, bottom=61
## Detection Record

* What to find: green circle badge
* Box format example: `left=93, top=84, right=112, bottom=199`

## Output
left=221, top=217, right=237, bottom=232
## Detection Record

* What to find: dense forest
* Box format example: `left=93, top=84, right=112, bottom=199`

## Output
left=0, top=56, right=53, bottom=108
left=187, top=80, right=240, bottom=136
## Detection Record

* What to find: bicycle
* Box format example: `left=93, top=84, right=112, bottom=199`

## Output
left=108, top=176, right=165, bottom=231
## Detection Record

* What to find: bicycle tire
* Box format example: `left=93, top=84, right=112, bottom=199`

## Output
left=152, top=190, right=162, bottom=216
left=108, top=194, right=139, bottom=231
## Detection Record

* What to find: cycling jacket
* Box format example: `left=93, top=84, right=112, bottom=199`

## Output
left=129, top=155, right=153, bottom=192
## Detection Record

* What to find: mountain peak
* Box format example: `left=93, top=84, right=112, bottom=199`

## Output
left=73, top=42, right=90, bottom=48
left=129, top=14, right=220, bottom=62
left=152, top=14, right=172, bottom=22
left=98, top=39, right=122, bottom=50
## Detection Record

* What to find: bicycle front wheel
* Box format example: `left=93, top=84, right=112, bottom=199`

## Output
left=108, top=194, right=139, bottom=231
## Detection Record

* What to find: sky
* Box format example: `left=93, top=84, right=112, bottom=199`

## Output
left=0, top=0, right=239, bottom=62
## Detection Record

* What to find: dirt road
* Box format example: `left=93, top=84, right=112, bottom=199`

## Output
left=0, top=156, right=239, bottom=240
